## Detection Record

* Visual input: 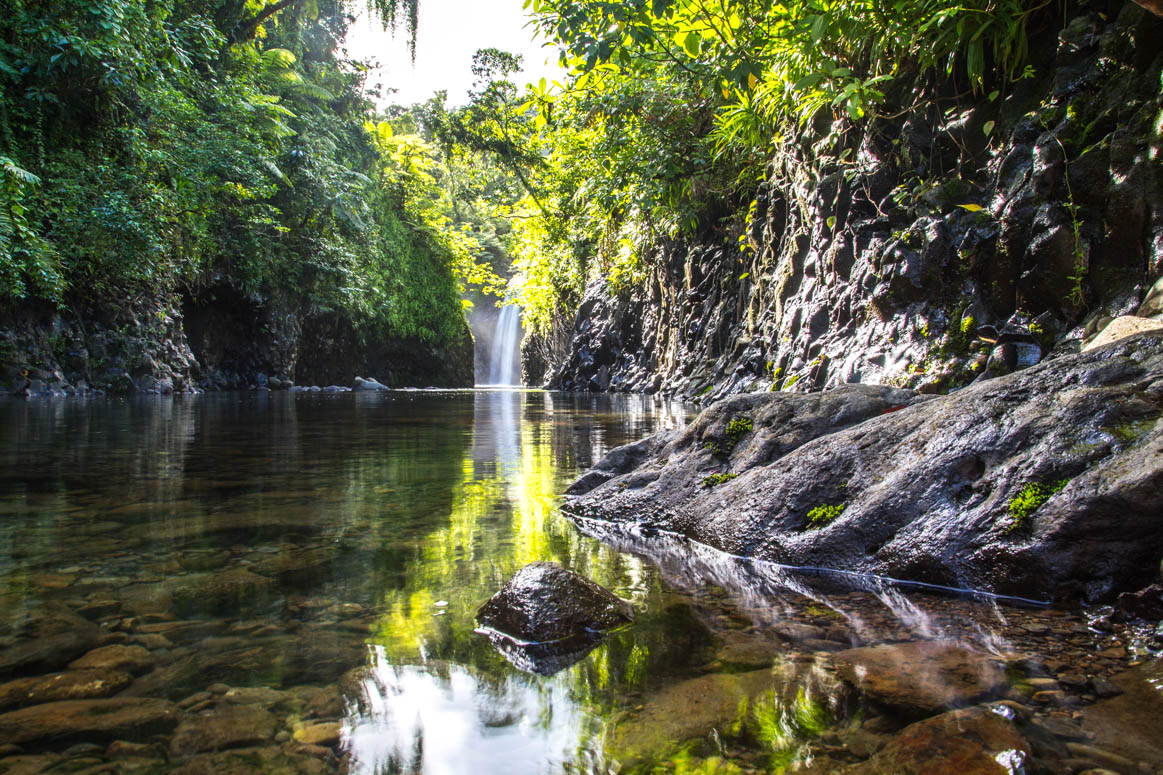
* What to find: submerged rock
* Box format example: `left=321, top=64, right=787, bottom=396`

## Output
left=565, top=332, right=1163, bottom=602
left=169, top=745, right=332, bottom=775
left=0, top=608, right=105, bottom=679
left=851, top=706, right=1031, bottom=775
left=831, top=641, right=1008, bottom=717
left=292, top=721, right=342, bottom=747
left=1079, top=658, right=1163, bottom=768
left=476, top=562, right=634, bottom=644
left=0, top=670, right=133, bottom=712
left=68, top=644, right=155, bottom=675
left=604, top=669, right=788, bottom=765
left=606, top=660, right=850, bottom=768
left=169, top=705, right=279, bottom=756
left=0, top=698, right=182, bottom=747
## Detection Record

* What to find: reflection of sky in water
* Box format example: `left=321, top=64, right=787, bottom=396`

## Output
left=346, top=650, right=588, bottom=775
left=348, top=390, right=674, bottom=774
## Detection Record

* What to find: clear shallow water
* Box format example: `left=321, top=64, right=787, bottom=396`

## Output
left=0, top=390, right=1148, bottom=774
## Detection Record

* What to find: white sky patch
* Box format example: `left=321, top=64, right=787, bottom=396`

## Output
left=342, top=0, right=568, bottom=108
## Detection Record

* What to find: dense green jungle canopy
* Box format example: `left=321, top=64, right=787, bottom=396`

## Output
left=0, top=0, right=1074, bottom=344
left=0, top=0, right=492, bottom=346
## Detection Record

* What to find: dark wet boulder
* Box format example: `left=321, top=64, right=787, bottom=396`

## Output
left=565, top=332, right=1163, bottom=603
left=1113, top=583, right=1163, bottom=621
left=477, top=563, right=634, bottom=644
left=475, top=563, right=633, bottom=677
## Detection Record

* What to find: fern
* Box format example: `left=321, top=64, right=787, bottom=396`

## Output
left=0, top=207, right=12, bottom=253
left=0, top=157, right=40, bottom=186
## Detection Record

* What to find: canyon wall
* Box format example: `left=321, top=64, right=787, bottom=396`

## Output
left=539, top=3, right=1163, bottom=402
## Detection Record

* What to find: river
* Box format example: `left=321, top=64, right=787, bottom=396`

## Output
left=0, top=390, right=1156, bottom=774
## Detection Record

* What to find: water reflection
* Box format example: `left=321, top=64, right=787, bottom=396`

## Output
left=0, top=391, right=1122, bottom=775
left=346, top=649, right=590, bottom=775
left=355, top=390, right=688, bottom=774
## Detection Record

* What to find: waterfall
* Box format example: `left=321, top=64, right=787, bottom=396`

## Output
left=488, top=305, right=521, bottom=386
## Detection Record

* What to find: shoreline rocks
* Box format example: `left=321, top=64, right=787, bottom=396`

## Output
left=564, top=332, right=1163, bottom=602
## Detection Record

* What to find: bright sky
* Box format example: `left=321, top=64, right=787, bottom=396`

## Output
left=342, top=0, right=568, bottom=108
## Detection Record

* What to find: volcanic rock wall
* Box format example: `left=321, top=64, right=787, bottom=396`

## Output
left=542, top=3, right=1163, bottom=401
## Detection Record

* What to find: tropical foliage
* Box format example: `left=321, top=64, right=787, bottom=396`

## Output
left=451, top=0, right=1061, bottom=333
left=1, top=0, right=1067, bottom=348
left=0, top=0, right=485, bottom=346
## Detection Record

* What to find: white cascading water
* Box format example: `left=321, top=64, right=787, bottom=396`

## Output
left=488, top=304, right=521, bottom=386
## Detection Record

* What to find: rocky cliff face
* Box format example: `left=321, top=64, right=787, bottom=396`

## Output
left=542, top=3, right=1163, bottom=401
left=564, top=331, right=1163, bottom=603
left=0, top=286, right=474, bottom=395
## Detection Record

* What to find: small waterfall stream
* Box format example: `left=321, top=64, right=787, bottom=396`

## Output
left=488, top=304, right=521, bottom=386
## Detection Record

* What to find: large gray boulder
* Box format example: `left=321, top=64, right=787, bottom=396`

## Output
left=565, top=332, right=1163, bottom=603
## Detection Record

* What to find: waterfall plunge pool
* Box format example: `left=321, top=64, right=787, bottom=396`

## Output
left=0, top=390, right=1155, bottom=774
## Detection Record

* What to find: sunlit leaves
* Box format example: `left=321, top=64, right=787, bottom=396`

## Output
left=501, top=0, right=1053, bottom=335
left=0, top=0, right=476, bottom=354
left=0, top=156, right=61, bottom=300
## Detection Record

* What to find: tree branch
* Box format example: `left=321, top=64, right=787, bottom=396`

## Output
left=228, top=0, right=300, bottom=46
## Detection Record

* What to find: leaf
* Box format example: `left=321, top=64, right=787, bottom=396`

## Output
left=262, top=48, right=297, bottom=69
left=810, top=14, right=827, bottom=43
left=0, top=157, right=40, bottom=186
left=792, top=72, right=825, bottom=92
left=982, top=120, right=996, bottom=137
left=826, top=216, right=836, bottom=229
left=738, top=272, right=750, bottom=280
left=262, top=160, right=292, bottom=187
left=957, top=203, right=985, bottom=212
left=683, top=32, right=700, bottom=57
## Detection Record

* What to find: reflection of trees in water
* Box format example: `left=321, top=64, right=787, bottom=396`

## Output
left=0, top=395, right=200, bottom=504
left=0, top=396, right=199, bottom=592
left=357, top=391, right=694, bottom=774
left=520, top=392, right=688, bottom=475
left=0, top=392, right=478, bottom=618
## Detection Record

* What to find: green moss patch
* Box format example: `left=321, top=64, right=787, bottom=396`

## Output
left=805, top=504, right=846, bottom=529
left=701, top=472, right=739, bottom=488
left=1004, top=479, right=1069, bottom=533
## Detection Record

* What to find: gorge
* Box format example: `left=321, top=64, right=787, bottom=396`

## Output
left=1, top=0, right=1163, bottom=773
